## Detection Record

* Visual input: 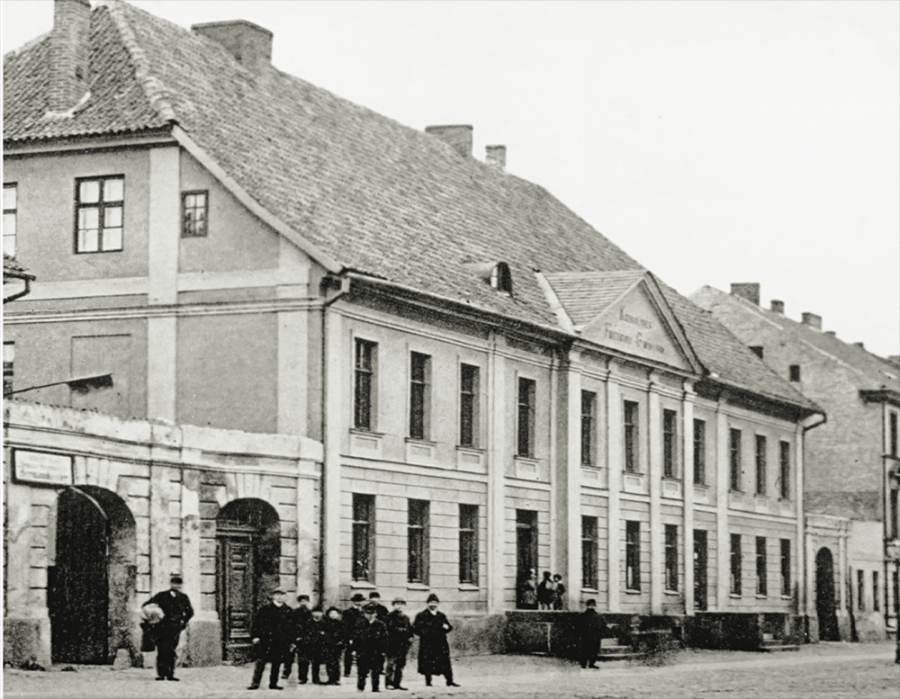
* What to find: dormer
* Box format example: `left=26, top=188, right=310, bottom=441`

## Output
left=463, top=261, right=513, bottom=295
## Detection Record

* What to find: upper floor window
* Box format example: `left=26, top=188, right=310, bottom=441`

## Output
left=409, top=352, right=431, bottom=440
left=181, top=190, right=208, bottom=237
left=3, top=342, right=14, bottom=396
left=490, top=262, right=513, bottom=294
left=459, top=364, right=479, bottom=448
left=755, top=435, right=767, bottom=496
left=729, top=428, right=742, bottom=492
left=517, top=377, right=536, bottom=457
left=693, top=419, right=706, bottom=485
left=75, top=176, right=124, bottom=253
left=779, top=441, right=791, bottom=500
left=663, top=409, right=678, bottom=478
left=3, top=183, right=17, bottom=257
left=581, top=391, right=596, bottom=466
left=789, top=365, right=801, bottom=382
left=624, top=400, right=639, bottom=473
left=354, top=339, right=377, bottom=430
left=890, top=411, right=898, bottom=457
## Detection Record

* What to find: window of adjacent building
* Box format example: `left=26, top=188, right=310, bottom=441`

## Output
left=750, top=346, right=764, bottom=359
left=3, top=183, right=17, bottom=257
left=694, top=529, right=708, bottom=611
left=2, top=342, right=14, bottom=396
left=890, top=487, right=899, bottom=540
left=693, top=419, right=706, bottom=485
left=779, top=441, right=791, bottom=500
left=581, top=391, right=596, bottom=466
left=582, top=516, right=598, bottom=589
left=459, top=364, right=479, bottom=448
left=409, top=352, right=431, bottom=440
left=780, top=539, right=791, bottom=597
left=665, top=524, right=678, bottom=592
left=857, top=570, right=865, bottom=610
left=352, top=494, right=375, bottom=582
left=407, top=499, right=429, bottom=584
left=789, top=365, right=801, bottom=382
left=873, top=571, right=880, bottom=612
left=729, top=428, right=742, bottom=492
left=459, top=504, right=478, bottom=586
left=755, top=435, right=767, bottom=496
left=625, top=520, right=641, bottom=591
left=354, top=339, right=376, bottom=430
left=756, top=536, right=767, bottom=596
left=730, top=534, right=742, bottom=596
left=75, top=176, right=124, bottom=253
left=663, top=409, right=677, bottom=478
left=893, top=571, right=899, bottom=617
left=891, top=411, right=898, bottom=457
left=624, top=400, right=639, bottom=473
left=517, top=377, right=536, bottom=457
left=181, top=190, right=208, bottom=237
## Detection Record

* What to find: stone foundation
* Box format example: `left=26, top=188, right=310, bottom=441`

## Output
left=184, top=618, right=222, bottom=667
left=4, top=616, right=51, bottom=668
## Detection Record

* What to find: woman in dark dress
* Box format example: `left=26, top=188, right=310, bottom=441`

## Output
left=413, top=594, right=460, bottom=687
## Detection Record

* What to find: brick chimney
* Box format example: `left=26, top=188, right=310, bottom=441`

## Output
left=730, top=283, right=760, bottom=306
left=801, top=312, right=822, bottom=330
left=770, top=300, right=784, bottom=314
left=486, top=145, right=507, bottom=171
left=192, top=20, right=273, bottom=74
left=48, top=0, right=91, bottom=114
left=425, top=125, right=473, bottom=158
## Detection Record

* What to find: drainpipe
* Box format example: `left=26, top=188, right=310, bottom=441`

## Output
left=800, top=412, right=827, bottom=640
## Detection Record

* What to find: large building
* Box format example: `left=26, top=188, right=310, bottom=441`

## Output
left=692, top=283, right=900, bottom=641
left=4, top=0, right=823, bottom=666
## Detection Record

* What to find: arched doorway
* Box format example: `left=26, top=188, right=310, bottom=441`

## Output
left=48, top=486, right=137, bottom=664
left=216, top=499, right=280, bottom=662
left=816, top=547, right=839, bottom=641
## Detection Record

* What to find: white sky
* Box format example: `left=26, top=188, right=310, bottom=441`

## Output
left=3, top=1, right=899, bottom=357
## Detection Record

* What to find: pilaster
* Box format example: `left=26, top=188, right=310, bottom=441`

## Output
left=716, top=396, right=730, bottom=610
left=147, top=146, right=180, bottom=305
left=487, top=332, right=507, bottom=614
left=321, top=307, right=343, bottom=606
left=797, top=425, right=809, bottom=617
left=648, top=372, right=662, bottom=615
left=606, top=365, right=622, bottom=612
left=682, top=382, right=696, bottom=615
left=555, top=352, right=584, bottom=609
left=147, top=316, right=177, bottom=422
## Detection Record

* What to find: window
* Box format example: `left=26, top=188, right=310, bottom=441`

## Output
left=780, top=539, right=791, bottom=597
left=693, top=419, right=706, bottom=485
left=459, top=364, right=479, bottom=448
left=750, top=346, right=764, bottom=359
left=755, top=435, right=767, bottom=496
left=694, top=529, right=708, bottom=610
left=665, top=524, right=678, bottom=592
left=893, top=571, right=899, bottom=616
left=489, top=262, right=513, bottom=294
left=890, top=487, right=899, bottom=540
left=663, top=409, right=677, bottom=478
left=75, top=176, right=124, bottom=253
left=181, top=190, right=208, bottom=237
left=891, top=412, right=898, bottom=457
left=789, top=365, right=801, bottom=382
left=517, top=377, right=536, bottom=457
left=729, top=429, right=742, bottom=491
left=626, top=520, right=641, bottom=591
left=354, top=339, right=376, bottom=430
left=730, top=534, right=742, bottom=596
left=3, top=183, right=16, bottom=257
left=352, top=494, right=375, bottom=582
left=756, top=537, right=767, bottom=596
left=779, top=441, right=791, bottom=500
left=459, top=504, right=478, bottom=585
left=624, top=401, right=639, bottom=473
left=857, top=570, right=865, bottom=610
left=409, top=352, right=431, bottom=440
left=581, top=391, right=596, bottom=466
left=582, top=516, right=598, bottom=589
left=3, top=342, right=14, bottom=396
left=873, top=571, right=880, bottom=612
left=407, top=499, right=429, bottom=584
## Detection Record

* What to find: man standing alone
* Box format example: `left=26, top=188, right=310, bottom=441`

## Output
left=413, top=594, right=459, bottom=688
left=248, top=588, right=294, bottom=690
left=143, top=574, right=194, bottom=682
left=579, top=598, right=607, bottom=669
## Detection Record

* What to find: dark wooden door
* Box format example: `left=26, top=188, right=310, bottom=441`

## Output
left=217, top=530, right=256, bottom=662
left=816, top=548, right=839, bottom=641
left=693, top=529, right=708, bottom=611
left=49, top=488, right=110, bottom=664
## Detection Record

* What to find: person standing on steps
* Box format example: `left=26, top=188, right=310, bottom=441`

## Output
left=537, top=570, right=556, bottom=610
left=413, top=594, right=459, bottom=688
left=247, top=588, right=294, bottom=690
left=142, top=574, right=194, bottom=682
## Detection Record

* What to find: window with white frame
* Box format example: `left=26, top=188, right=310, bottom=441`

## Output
left=75, top=176, right=124, bottom=253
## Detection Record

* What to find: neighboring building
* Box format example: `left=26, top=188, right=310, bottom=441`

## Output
left=692, top=283, right=900, bottom=641
left=5, top=0, right=822, bottom=666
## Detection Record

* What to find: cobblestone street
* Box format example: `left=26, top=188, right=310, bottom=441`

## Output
left=4, top=642, right=898, bottom=699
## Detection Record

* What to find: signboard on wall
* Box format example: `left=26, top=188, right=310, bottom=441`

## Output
left=13, top=449, right=73, bottom=487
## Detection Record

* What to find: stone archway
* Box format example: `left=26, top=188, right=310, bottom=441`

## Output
left=215, top=499, right=280, bottom=662
left=48, top=486, right=137, bottom=664
left=816, top=547, right=839, bottom=641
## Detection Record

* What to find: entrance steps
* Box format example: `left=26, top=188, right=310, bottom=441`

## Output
left=759, top=633, right=800, bottom=652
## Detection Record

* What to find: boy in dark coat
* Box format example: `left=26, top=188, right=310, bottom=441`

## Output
left=143, top=574, right=194, bottom=682
left=384, top=597, right=414, bottom=690
left=248, top=589, right=294, bottom=690
left=342, top=593, right=366, bottom=677
left=283, top=594, right=313, bottom=683
left=579, top=598, right=607, bottom=669
left=356, top=602, right=388, bottom=692
left=413, top=594, right=459, bottom=687
left=319, top=607, right=345, bottom=685
left=368, top=591, right=390, bottom=621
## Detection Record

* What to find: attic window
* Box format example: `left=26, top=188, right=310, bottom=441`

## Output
left=750, top=346, right=764, bottom=359
left=489, top=262, right=513, bottom=294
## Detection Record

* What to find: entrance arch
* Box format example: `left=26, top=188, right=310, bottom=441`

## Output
left=48, top=486, right=137, bottom=664
left=816, top=547, right=839, bottom=641
left=216, top=499, right=280, bottom=662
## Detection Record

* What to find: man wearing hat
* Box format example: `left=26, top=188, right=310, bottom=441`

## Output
left=355, top=602, right=389, bottom=692
left=578, top=598, right=607, bottom=669
left=413, top=594, right=459, bottom=687
left=248, top=588, right=294, bottom=690
left=384, top=597, right=414, bottom=690
left=342, top=593, right=366, bottom=677
left=282, top=594, right=313, bottom=682
left=368, top=591, right=389, bottom=621
left=142, top=574, right=194, bottom=682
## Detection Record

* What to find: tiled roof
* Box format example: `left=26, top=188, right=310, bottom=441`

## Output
left=543, top=271, right=646, bottom=326
left=2, top=1, right=817, bottom=413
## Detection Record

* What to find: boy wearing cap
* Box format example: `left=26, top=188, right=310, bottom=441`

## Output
left=143, top=574, right=194, bottom=682
left=356, top=602, right=389, bottom=692
left=413, top=594, right=459, bottom=687
left=248, top=589, right=294, bottom=690
left=342, top=593, right=366, bottom=677
left=283, top=594, right=313, bottom=682
left=368, top=591, right=389, bottom=621
left=384, top=597, right=414, bottom=690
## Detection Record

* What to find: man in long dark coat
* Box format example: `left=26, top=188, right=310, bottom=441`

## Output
left=384, top=597, right=414, bottom=690
left=248, top=588, right=294, bottom=690
left=413, top=594, right=460, bottom=687
left=355, top=602, right=388, bottom=692
left=579, top=598, right=607, bottom=669
left=143, top=574, right=194, bottom=682
left=342, top=593, right=366, bottom=677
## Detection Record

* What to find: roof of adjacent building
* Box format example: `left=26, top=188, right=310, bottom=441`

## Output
left=3, top=254, right=35, bottom=281
left=3, top=0, right=818, bottom=413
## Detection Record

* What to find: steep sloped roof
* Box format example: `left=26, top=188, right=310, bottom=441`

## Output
left=3, top=1, right=818, bottom=412
left=543, top=271, right=646, bottom=326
